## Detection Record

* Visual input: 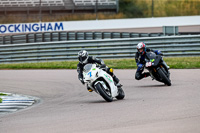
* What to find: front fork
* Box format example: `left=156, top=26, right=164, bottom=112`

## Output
left=159, top=65, right=170, bottom=79
left=149, top=65, right=170, bottom=81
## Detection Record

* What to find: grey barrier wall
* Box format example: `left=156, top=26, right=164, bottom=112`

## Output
left=0, top=35, right=200, bottom=64
left=1, top=31, right=199, bottom=45
left=0, top=32, right=165, bottom=45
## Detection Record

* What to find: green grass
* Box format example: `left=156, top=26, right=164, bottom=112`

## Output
left=0, top=57, right=199, bottom=69
left=0, top=61, right=79, bottom=69
left=0, top=93, right=7, bottom=96
left=0, top=93, right=7, bottom=103
left=165, top=57, right=200, bottom=69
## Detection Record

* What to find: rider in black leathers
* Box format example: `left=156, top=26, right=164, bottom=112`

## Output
left=135, top=42, right=169, bottom=80
left=77, top=50, right=121, bottom=92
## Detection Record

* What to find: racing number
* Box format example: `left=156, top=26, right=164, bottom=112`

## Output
left=88, top=72, right=92, bottom=77
left=145, top=62, right=152, bottom=67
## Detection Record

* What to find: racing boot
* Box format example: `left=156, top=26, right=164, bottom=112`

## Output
left=143, top=72, right=150, bottom=78
left=87, top=84, right=93, bottom=92
left=113, top=75, right=122, bottom=87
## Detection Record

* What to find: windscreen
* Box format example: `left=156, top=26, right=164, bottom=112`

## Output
left=146, top=52, right=156, bottom=60
left=83, top=64, right=93, bottom=73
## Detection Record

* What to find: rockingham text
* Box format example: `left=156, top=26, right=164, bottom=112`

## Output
left=0, top=22, right=64, bottom=34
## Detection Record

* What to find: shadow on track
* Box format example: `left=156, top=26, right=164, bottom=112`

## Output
left=136, top=84, right=168, bottom=88
left=79, top=99, right=123, bottom=104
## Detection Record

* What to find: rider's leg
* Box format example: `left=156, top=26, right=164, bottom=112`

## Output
left=87, top=84, right=93, bottom=92
left=135, top=71, right=150, bottom=80
left=106, top=68, right=122, bottom=87
left=135, top=64, right=150, bottom=80
left=142, top=72, right=150, bottom=78
left=113, top=75, right=122, bottom=87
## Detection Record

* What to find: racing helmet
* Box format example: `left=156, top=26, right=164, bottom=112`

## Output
left=137, top=42, right=146, bottom=55
left=78, top=50, right=89, bottom=64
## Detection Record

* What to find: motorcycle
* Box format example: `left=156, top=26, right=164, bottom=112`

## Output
left=145, top=51, right=171, bottom=86
left=83, top=64, right=125, bottom=102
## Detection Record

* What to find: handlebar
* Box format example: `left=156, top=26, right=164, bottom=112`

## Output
left=99, top=64, right=106, bottom=69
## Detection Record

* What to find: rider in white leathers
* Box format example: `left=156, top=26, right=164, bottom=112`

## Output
left=77, top=50, right=121, bottom=92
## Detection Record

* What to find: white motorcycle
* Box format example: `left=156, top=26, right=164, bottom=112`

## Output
left=83, top=64, right=125, bottom=102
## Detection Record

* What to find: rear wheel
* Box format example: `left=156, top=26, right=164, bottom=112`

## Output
left=95, top=83, right=113, bottom=102
left=157, top=68, right=171, bottom=86
left=116, top=87, right=125, bottom=100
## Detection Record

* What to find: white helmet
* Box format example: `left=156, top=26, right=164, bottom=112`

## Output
left=137, top=42, right=146, bottom=55
left=78, top=50, right=89, bottom=64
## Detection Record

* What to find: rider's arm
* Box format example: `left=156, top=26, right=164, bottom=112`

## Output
left=77, top=63, right=84, bottom=84
left=135, top=52, right=140, bottom=66
left=147, top=48, right=162, bottom=55
left=154, top=50, right=163, bottom=55
left=92, top=56, right=105, bottom=65
left=135, top=52, right=144, bottom=71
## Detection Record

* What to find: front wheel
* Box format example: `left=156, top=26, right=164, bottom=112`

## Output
left=157, top=68, right=171, bottom=86
left=95, top=83, right=113, bottom=102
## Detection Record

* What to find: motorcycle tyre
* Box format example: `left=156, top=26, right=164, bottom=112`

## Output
left=116, top=87, right=125, bottom=100
left=157, top=68, right=171, bottom=86
left=95, top=83, right=113, bottom=102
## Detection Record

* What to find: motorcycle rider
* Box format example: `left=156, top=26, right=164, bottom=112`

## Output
left=77, top=50, right=122, bottom=92
left=135, top=42, right=169, bottom=80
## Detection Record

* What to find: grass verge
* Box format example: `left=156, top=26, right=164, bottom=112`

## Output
left=0, top=93, right=7, bottom=103
left=0, top=93, right=7, bottom=96
left=0, top=57, right=199, bottom=69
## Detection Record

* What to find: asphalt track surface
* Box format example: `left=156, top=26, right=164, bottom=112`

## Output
left=0, top=69, right=200, bottom=133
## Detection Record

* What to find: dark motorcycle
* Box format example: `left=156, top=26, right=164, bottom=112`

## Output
left=145, top=52, right=171, bottom=86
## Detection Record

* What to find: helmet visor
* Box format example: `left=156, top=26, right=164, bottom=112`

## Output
left=138, top=48, right=143, bottom=53
left=79, top=56, right=87, bottom=63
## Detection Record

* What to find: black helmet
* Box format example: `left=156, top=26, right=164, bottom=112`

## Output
left=78, top=50, right=89, bottom=64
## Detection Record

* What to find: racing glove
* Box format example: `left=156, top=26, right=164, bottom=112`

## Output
left=79, top=78, right=85, bottom=85
left=155, top=50, right=163, bottom=55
